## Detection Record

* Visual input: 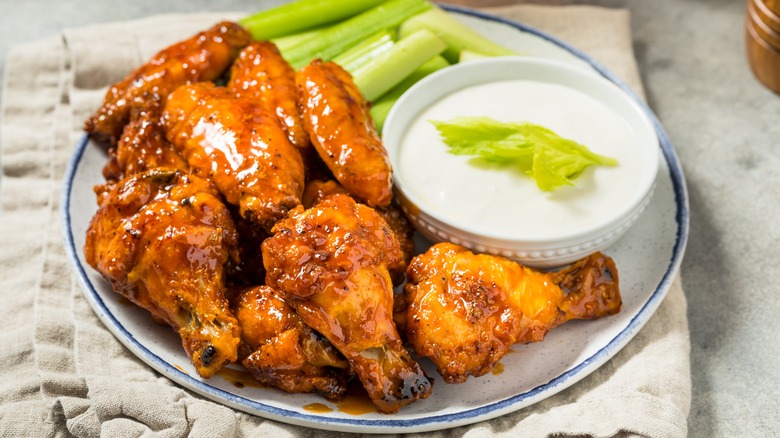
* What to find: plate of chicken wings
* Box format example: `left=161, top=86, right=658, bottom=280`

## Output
left=61, top=6, right=688, bottom=434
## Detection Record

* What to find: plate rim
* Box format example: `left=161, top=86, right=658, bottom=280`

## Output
left=60, top=5, right=690, bottom=433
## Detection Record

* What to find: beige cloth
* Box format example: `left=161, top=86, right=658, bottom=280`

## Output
left=0, top=5, right=691, bottom=437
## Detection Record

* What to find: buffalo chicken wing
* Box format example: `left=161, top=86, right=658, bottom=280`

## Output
left=403, top=243, right=621, bottom=383
left=302, top=179, right=415, bottom=283
left=85, top=21, right=251, bottom=144
left=100, top=105, right=188, bottom=188
left=163, top=82, right=305, bottom=232
left=296, top=60, right=393, bottom=208
left=84, top=168, right=241, bottom=378
left=232, top=285, right=350, bottom=400
left=262, top=194, right=432, bottom=413
left=229, top=41, right=311, bottom=151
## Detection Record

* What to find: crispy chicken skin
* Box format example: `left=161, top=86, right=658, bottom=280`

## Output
left=296, top=60, right=393, bottom=208
left=262, top=194, right=432, bottom=413
left=300, top=179, right=349, bottom=209
left=100, top=106, right=188, bottom=191
left=84, top=168, right=241, bottom=378
left=85, top=21, right=251, bottom=144
left=231, top=286, right=350, bottom=400
left=229, top=42, right=311, bottom=151
left=302, top=179, right=415, bottom=282
left=163, top=82, right=305, bottom=232
left=404, top=243, right=621, bottom=384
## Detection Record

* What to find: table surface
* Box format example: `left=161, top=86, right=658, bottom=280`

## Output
left=1, top=0, right=778, bottom=436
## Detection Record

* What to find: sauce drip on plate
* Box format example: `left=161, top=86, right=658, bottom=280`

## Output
left=217, top=367, right=267, bottom=389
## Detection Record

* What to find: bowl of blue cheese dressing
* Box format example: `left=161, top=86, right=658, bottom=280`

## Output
left=382, top=57, right=659, bottom=267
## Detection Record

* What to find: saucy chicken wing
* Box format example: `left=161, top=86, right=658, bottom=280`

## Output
left=232, top=286, right=350, bottom=400
left=225, top=210, right=268, bottom=287
left=262, top=194, right=432, bottom=413
left=302, top=179, right=414, bottom=282
left=229, top=41, right=311, bottom=151
left=404, top=243, right=621, bottom=384
left=84, top=168, right=241, bottom=378
left=85, top=21, right=251, bottom=144
left=297, top=60, right=393, bottom=207
left=163, top=82, right=305, bottom=232
left=101, top=105, right=188, bottom=187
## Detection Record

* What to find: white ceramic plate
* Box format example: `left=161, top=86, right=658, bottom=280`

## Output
left=61, top=6, right=689, bottom=434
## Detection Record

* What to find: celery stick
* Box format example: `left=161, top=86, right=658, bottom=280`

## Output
left=332, top=30, right=396, bottom=73
left=240, top=0, right=388, bottom=41
left=459, top=49, right=489, bottom=63
left=272, top=28, right=326, bottom=53
left=370, top=56, right=449, bottom=132
left=460, top=49, right=525, bottom=62
left=284, top=0, right=432, bottom=69
left=399, top=7, right=516, bottom=63
left=352, top=29, right=446, bottom=101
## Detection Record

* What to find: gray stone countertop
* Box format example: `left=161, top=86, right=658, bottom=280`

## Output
left=1, top=0, right=778, bottom=436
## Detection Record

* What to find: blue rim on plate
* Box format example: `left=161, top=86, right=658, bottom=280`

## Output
left=61, top=5, right=689, bottom=433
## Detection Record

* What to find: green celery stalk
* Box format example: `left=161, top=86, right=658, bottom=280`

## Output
left=332, top=30, right=396, bottom=73
left=459, top=49, right=489, bottom=63
left=240, top=0, right=388, bottom=41
left=284, top=0, right=432, bottom=69
left=370, top=56, right=449, bottom=132
left=352, top=29, right=446, bottom=101
left=399, top=7, right=516, bottom=63
left=272, top=27, right=327, bottom=53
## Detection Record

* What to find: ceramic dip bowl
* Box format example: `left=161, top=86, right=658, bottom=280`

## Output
left=382, top=57, right=659, bottom=267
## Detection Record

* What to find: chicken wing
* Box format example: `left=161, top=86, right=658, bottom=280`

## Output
left=84, top=168, right=241, bottom=378
left=300, top=178, right=348, bottom=209
left=85, top=21, right=251, bottom=144
left=302, top=179, right=414, bottom=283
left=100, top=105, right=188, bottom=189
left=403, top=243, right=621, bottom=384
left=163, top=82, right=305, bottom=232
left=296, top=60, right=393, bottom=208
left=225, top=210, right=268, bottom=287
left=229, top=41, right=311, bottom=151
left=231, top=286, right=350, bottom=400
left=262, top=194, right=431, bottom=413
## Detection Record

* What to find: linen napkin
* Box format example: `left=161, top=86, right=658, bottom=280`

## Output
left=0, top=5, right=691, bottom=437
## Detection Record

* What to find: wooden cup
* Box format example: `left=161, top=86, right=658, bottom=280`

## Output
left=762, top=0, right=780, bottom=16
left=749, top=0, right=780, bottom=48
left=752, top=0, right=780, bottom=33
left=746, top=9, right=780, bottom=92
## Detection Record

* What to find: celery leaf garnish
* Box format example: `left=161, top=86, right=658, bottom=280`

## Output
left=431, top=116, right=618, bottom=192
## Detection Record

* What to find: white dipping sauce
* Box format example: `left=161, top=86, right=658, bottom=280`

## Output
left=397, top=79, right=643, bottom=240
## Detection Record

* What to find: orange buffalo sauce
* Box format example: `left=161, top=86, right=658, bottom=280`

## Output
left=216, top=367, right=266, bottom=389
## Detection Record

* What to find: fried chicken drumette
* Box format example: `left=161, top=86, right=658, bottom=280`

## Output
left=262, top=194, right=432, bottom=413
left=403, top=243, right=622, bottom=384
left=301, top=179, right=415, bottom=282
left=100, top=105, right=188, bottom=188
left=231, top=285, right=350, bottom=400
left=84, top=168, right=241, bottom=378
